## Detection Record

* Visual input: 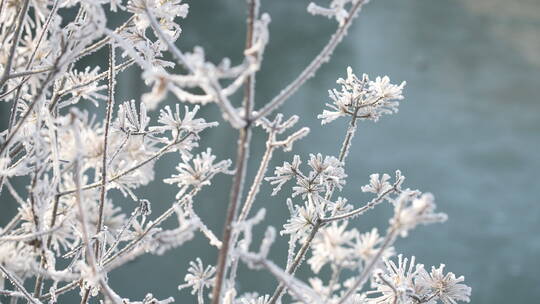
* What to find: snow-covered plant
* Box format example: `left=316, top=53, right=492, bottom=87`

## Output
left=0, top=0, right=470, bottom=304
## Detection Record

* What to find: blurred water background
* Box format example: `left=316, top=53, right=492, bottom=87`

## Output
left=1, top=0, right=540, bottom=303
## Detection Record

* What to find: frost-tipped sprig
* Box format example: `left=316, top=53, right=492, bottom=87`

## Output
left=367, top=255, right=471, bottom=304
left=178, top=258, right=216, bottom=304
left=127, top=0, right=189, bottom=33
left=116, top=100, right=150, bottom=134
left=390, top=192, right=448, bottom=237
left=282, top=199, right=321, bottom=238
left=318, top=67, right=406, bottom=124
left=152, top=104, right=218, bottom=139
left=369, top=255, right=422, bottom=304
left=415, top=264, right=472, bottom=304
left=164, top=148, right=232, bottom=198
left=266, top=153, right=346, bottom=205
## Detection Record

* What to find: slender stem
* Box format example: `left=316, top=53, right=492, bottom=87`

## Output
left=0, top=225, right=63, bottom=242
left=228, top=137, right=274, bottom=284
left=74, top=158, right=96, bottom=304
left=39, top=281, right=80, bottom=301
left=238, top=143, right=273, bottom=222
left=211, top=2, right=258, bottom=302
left=252, top=0, right=366, bottom=121
left=6, top=67, right=54, bottom=79
left=0, top=0, right=30, bottom=90
left=325, top=265, right=343, bottom=301
left=101, top=206, right=139, bottom=262
left=0, top=265, right=41, bottom=304
left=321, top=183, right=398, bottom=223
left=95, top=45, right=116, bottom=262
left=211, top=128, right=251, bottom=304
left=0, top=213, right=22, bottom=237
left=267, top=218, right=321, bottom=304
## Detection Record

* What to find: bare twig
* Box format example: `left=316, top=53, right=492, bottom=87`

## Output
left=0, top=0, right=30, bottom=90
left=95, top=44, right=116, bottom=262
left=0, top=264, right=42, bottom=304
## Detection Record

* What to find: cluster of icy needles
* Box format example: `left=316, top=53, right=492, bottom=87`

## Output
left=0, top=0, right=470, bottom=304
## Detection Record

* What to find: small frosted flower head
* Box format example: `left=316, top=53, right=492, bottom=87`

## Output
left=318, top=67, right=406, bottom=124
left=353, top=228, right=394, bottom=262
left=138, top=293, right=175, bottom=304
left=307, top=154, right=346, bottom=191
left=178, top=258, right=216, bottom=295
left=164, top=148, right=231, bottom=198
left=266, top=155, right=302, bottom=195
left=127, top=0, right=189, bottom=32
left=416, top=264, right=471, bottom=304
left=327, top=196, right=353, bottom=217
left=281, top=201, right=319, bottom=237
left=370, top=255, right=423, bottom=304
left=368, top=76, right=406, bottom=101
left=153, top=104, right=218, bottom=139
left=308, top=222, right=357, bottom=273
left=256, top=113, right=300, bottom=135
left=307, top=0, right=356, bottom=26
left=116, top=100, right=150, bottom=134
left=361, top=173, right=392, bottom=196
left=62, top=67, right=107, bottom=107
left=391, top=192, right=448, bottom=237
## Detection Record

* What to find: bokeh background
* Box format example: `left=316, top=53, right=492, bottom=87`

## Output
left=2, top=0, right=540, bottom=303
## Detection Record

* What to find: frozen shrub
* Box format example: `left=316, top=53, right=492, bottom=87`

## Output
left=0, top=0, right=470, bottom=303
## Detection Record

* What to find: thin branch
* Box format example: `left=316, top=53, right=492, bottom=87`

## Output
left=252, top=0, right=366, bottom=121
left=0, top=0, right=30, bottom=90
left=321, top=183, right=400, bottom=223
left=267, top=218, right=322, bottom=304
left=0, top=264, right=42, bottom=304
left=95, top=44, right=116, bottom=262
left=6, top=66, right=55, bottom=79
left=0, top=224, right=63, bottom=242
left=211, top=2, right=258, bottom=302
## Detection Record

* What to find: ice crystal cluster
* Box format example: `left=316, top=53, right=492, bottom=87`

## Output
left=0, top=0, right=471, bottom=304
